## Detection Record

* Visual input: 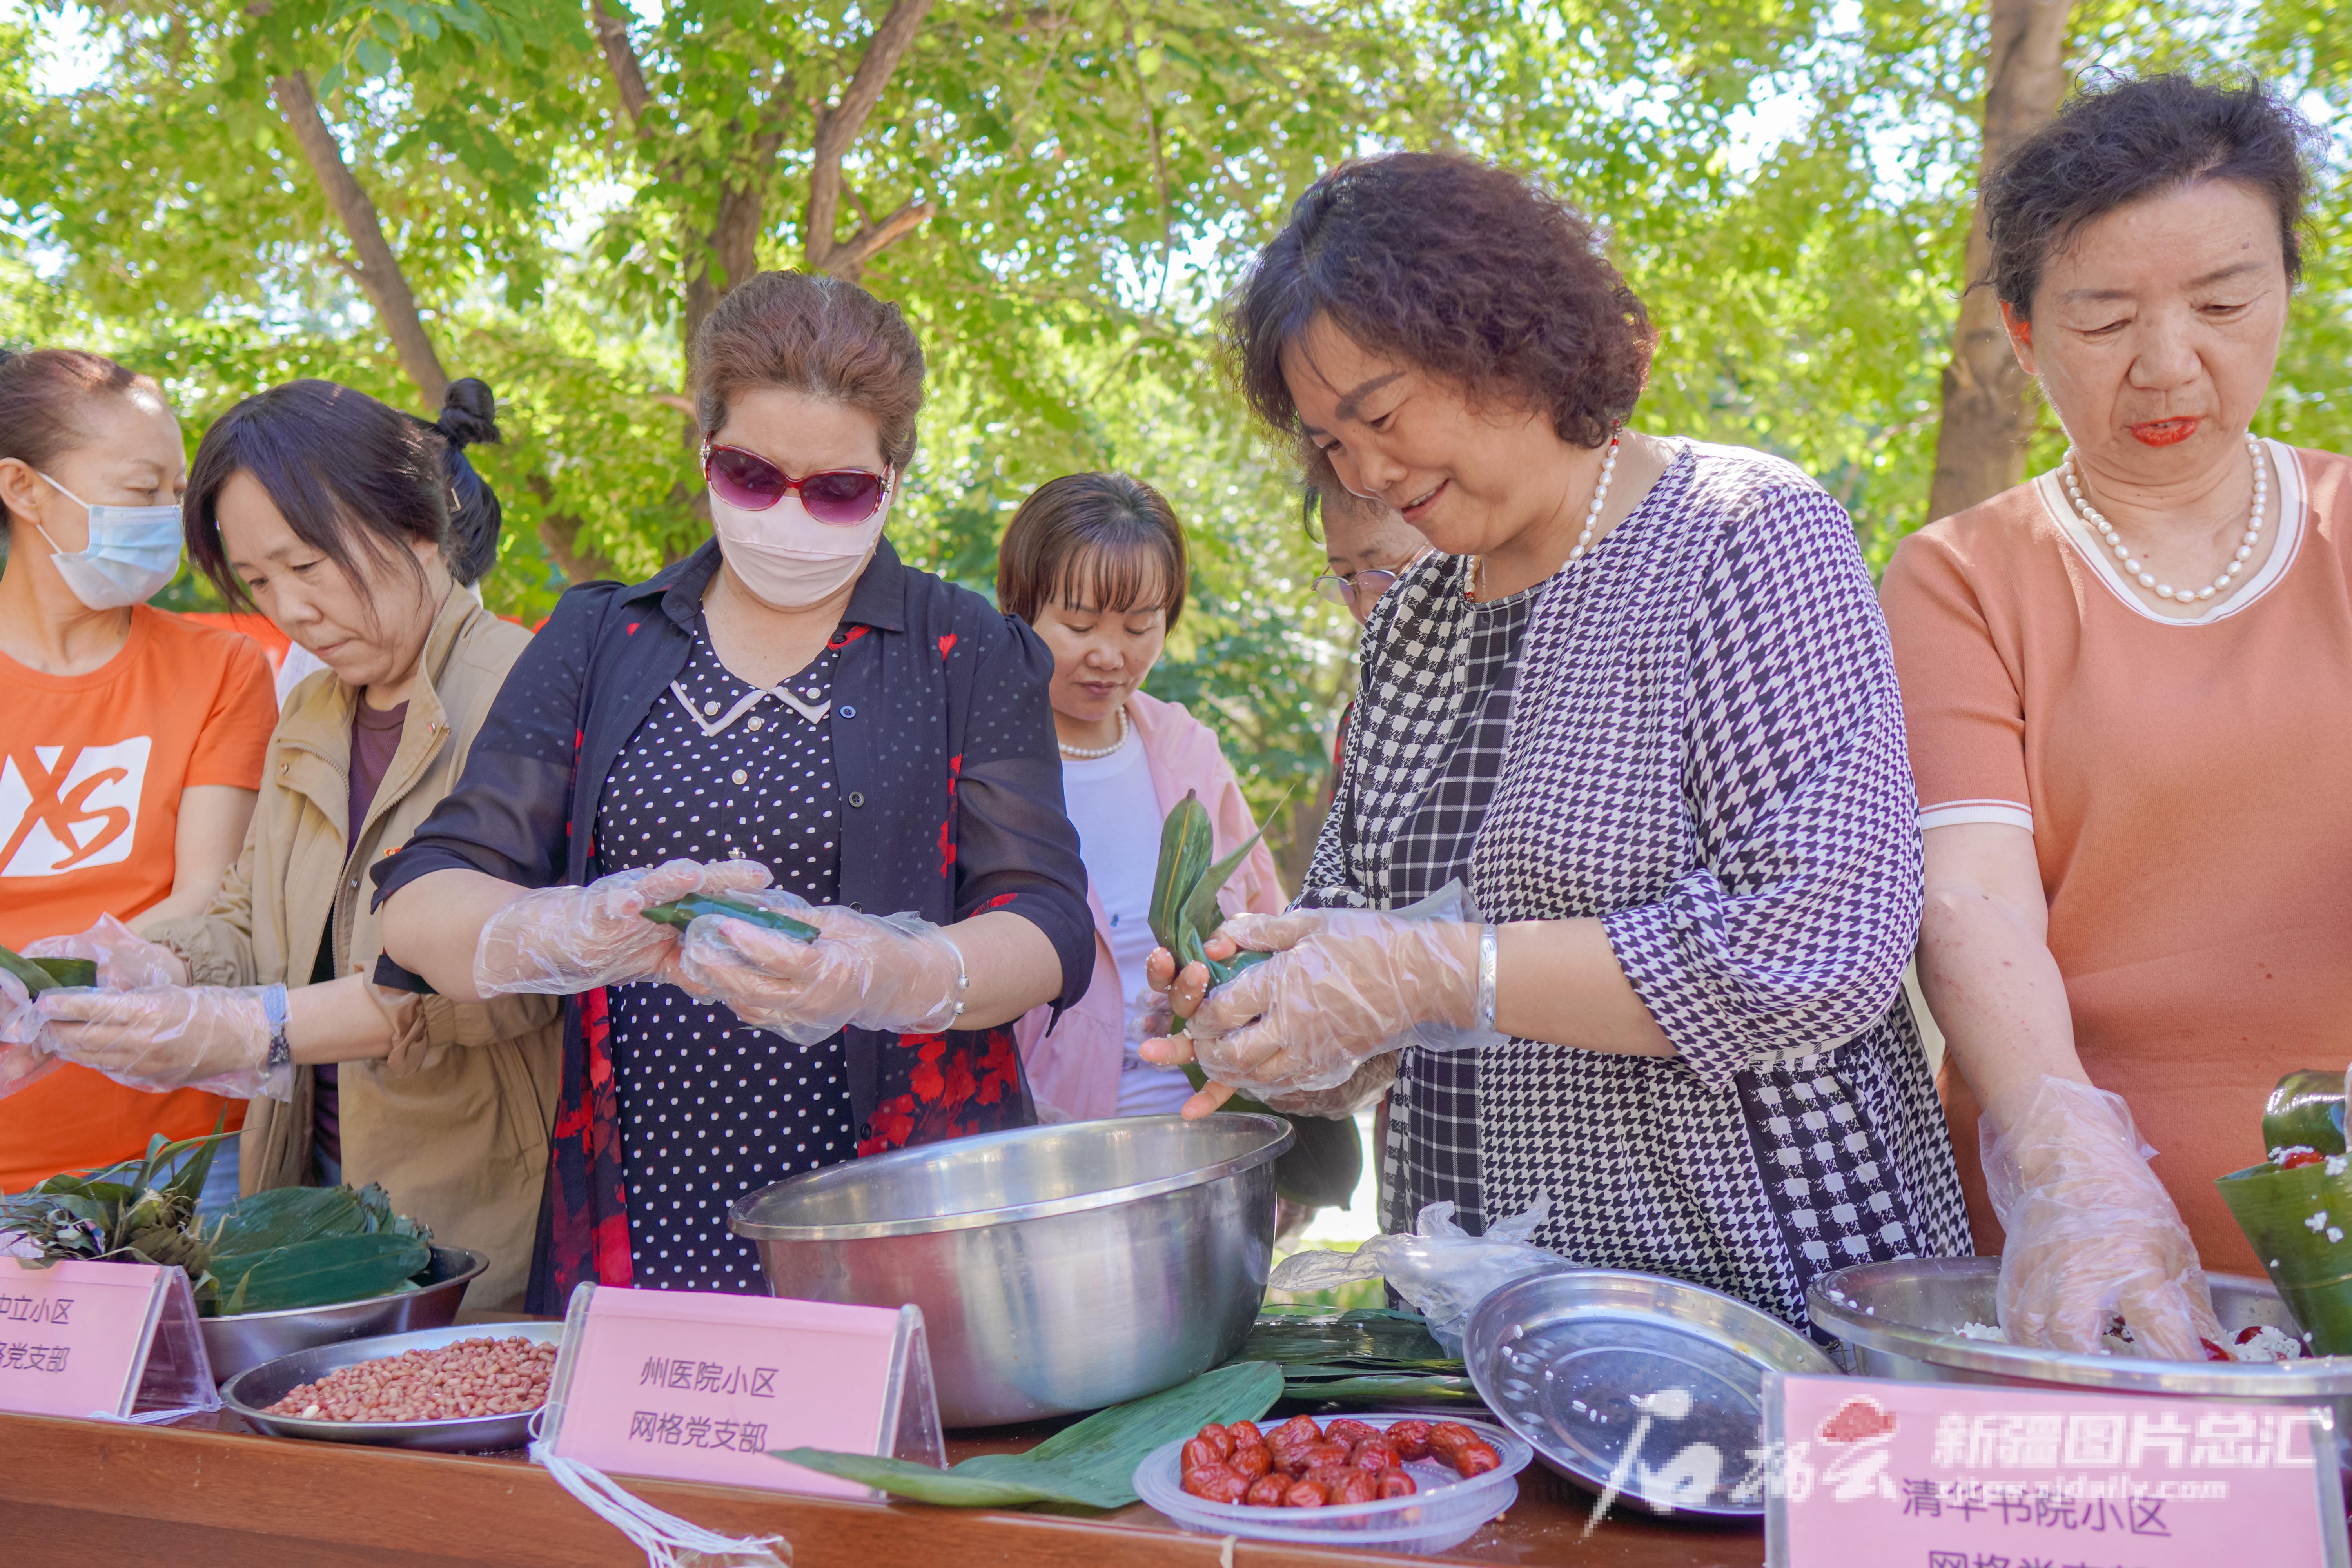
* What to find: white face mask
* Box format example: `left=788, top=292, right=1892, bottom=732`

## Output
left=34, top=473, right=183, bottom=610
left=708, top=479, right=893, bottom=611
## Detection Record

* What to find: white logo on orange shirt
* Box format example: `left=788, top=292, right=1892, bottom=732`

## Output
left=0, top=738, right=153, bottom=877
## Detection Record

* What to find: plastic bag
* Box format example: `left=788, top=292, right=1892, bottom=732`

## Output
left=0, top=915, right=182, bottom=1104
left=1267, top=1196, right=1571, bottom=1353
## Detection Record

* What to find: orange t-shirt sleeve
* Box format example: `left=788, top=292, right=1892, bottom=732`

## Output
left=1880, top=530, right=2033, bottom=832
left=183, top=632, right=278, bottom=791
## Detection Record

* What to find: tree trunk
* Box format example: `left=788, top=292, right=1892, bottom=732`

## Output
left=682, top=183, right=767, bottom=374
left=1924, top=0, right=2072, bottom=524
left=269, top=71, right=450, bottom=411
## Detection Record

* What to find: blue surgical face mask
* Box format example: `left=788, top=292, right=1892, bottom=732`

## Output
left=34, top=473, right=183, bottom=610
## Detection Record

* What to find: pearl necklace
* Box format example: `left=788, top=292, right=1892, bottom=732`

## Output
left=2060, top=434, right=2267, bottom=606
left=1471, top=429, right=1621, bottom=601
left=1058, top=705, right=1129, bottom=760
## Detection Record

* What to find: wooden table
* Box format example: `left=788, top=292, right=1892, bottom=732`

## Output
left=0, top=1407, right=1769, bottom=1568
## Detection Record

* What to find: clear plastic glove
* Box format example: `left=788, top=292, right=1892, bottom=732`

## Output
left=1984, top=1075, right=2223, bottom=1361
left=25, top=913, right=186, bottom=989
left=37, top=985, right=279, bottom=1099
left=1269, top=1197, right=1570, bottom=1353
left=1154, top=908, right=1488, bottom=1099
left=0, top=971, right=62, bottom=1101
left=474, top=858, right=774, bottom=997
left=675, top=893, right=966, bottom=1046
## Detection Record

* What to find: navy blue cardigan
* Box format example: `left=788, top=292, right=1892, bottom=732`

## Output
left=372, top=537, right=1091, bottom=1307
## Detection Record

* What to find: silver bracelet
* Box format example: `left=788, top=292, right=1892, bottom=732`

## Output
left=1477, top=924, right=1498, bottom=1034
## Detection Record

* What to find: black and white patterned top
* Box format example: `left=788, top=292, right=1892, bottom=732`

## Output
left=595, top=619, right=855, bottom=1292
left=1374, top=578, right=1541, bottom=1238
left=1306, top=442, right=1970, bottom=1334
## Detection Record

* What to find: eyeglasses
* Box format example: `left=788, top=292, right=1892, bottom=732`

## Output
left=700, top=442, right=891, bottom=524
left=1310, top=568, right=1404, bottom=607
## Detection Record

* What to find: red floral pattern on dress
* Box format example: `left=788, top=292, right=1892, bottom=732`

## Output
left=937, top=752, right=962, bottom=876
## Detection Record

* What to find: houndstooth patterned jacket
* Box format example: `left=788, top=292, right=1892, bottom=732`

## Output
left=1300, top=441, right=1970, bottom=1334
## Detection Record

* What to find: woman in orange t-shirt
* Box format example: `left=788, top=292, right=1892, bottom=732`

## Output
left=0, top=349, right=275, bottom=1191
left=1882, top=78, right=2352, bottom=1362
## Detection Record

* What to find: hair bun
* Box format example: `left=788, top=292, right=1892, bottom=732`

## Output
left=435, top=377, right=501, bottom=448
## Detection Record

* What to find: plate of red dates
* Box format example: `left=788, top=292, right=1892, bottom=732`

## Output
left=1133, top=1412, right=1532, bottom=1553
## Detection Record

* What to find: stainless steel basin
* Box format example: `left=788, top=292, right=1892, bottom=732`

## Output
left=730, top=1114, right=1291, bottom=1426
left=1809, top=1256, right=2352, bottom=1456
left=200, top=1245, right=487, bottom=1384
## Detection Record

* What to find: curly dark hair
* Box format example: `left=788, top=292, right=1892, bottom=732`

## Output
left=1986, top=74, right=2318, bottom=318
left=1224, top=152, right=1655, bottom=450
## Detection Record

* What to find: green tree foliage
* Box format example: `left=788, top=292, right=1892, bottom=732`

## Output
left=2, top=0, right=2345, bottom=851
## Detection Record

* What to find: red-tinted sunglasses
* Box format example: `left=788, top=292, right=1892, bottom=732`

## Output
left=700, top=442, right=891, bottom=525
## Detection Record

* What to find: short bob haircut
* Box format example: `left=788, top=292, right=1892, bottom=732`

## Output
left=1225, top=152, right=1656, bottom=451
left=184, top=377, right=506, bottom=606
left=692, top=270, right=926, bottom=471
left=1986, top=74, right=2318, bottom=318
left=996, top=472, right=1188, bottom=632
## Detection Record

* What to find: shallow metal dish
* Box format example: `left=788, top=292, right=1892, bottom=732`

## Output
left=733, top=1113, right=1290, bottom=1426
left=220, top=1320, right=561, bottom=1452
left=201, top=1245, right=487, bottom=1384
left=1464, top=1269, right=1840, bottom=1521
left=1809, top=1255, right=2352, bottom=1436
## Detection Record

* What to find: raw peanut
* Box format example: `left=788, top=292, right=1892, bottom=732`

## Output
left=263, top=1338, right=556, bottom=1424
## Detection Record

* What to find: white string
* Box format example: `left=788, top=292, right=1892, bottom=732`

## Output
left=532, top=1443, right=792, bottom=1567
left=87, top=1405, right=217, bottom=1424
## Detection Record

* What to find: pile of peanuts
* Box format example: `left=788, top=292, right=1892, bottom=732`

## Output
left=265, top=1337, right=557, bottom=1423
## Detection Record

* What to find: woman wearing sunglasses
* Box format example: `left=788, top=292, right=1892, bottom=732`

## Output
left=373, top=272, right=1092, bottom=1307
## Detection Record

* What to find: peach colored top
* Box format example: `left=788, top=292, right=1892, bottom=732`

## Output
left=1881, top=441, right=2352, bottom=1275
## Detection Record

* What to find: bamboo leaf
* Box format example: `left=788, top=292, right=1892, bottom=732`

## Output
left=775, top=1360, right=1283, bottom=1510
left=209, top=1233, right=431, bottom=1316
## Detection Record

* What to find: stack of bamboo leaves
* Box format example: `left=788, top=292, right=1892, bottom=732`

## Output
left=0, top=1127, right=434, bottom=1317
left=1231, top=1307, right=1479, bottom=1405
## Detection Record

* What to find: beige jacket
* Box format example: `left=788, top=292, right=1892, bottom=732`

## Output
left=144, top=591, right=560, bottom=1311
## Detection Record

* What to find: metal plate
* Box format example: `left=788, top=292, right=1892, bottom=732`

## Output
left=220, top=1320, right=562, bottom=1452
left=1463, top=1269, right=1839, bottom=1521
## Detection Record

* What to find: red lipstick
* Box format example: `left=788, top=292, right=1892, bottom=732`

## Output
left=2129, top=418, right=2200, bottom=447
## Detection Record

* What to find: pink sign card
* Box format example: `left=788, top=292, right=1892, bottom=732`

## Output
left=0, top=1256, right=172, bottom=1419
left=1764, top=1372, right=2349, bottom=1568
left=541, top=1284, right=942, bottom=1499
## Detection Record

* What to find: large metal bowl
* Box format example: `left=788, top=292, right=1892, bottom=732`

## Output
left=220, top=1320, right=561, bottom=1452
left=731, top=1113, right=1292, bottom=1426
left=1809, top=1257, right=2352, bottom=1446
left=200, top=1245, right=487, bottom=1384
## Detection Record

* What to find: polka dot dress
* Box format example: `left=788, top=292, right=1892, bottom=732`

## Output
left=595, top=617, right=856, bottom=1292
